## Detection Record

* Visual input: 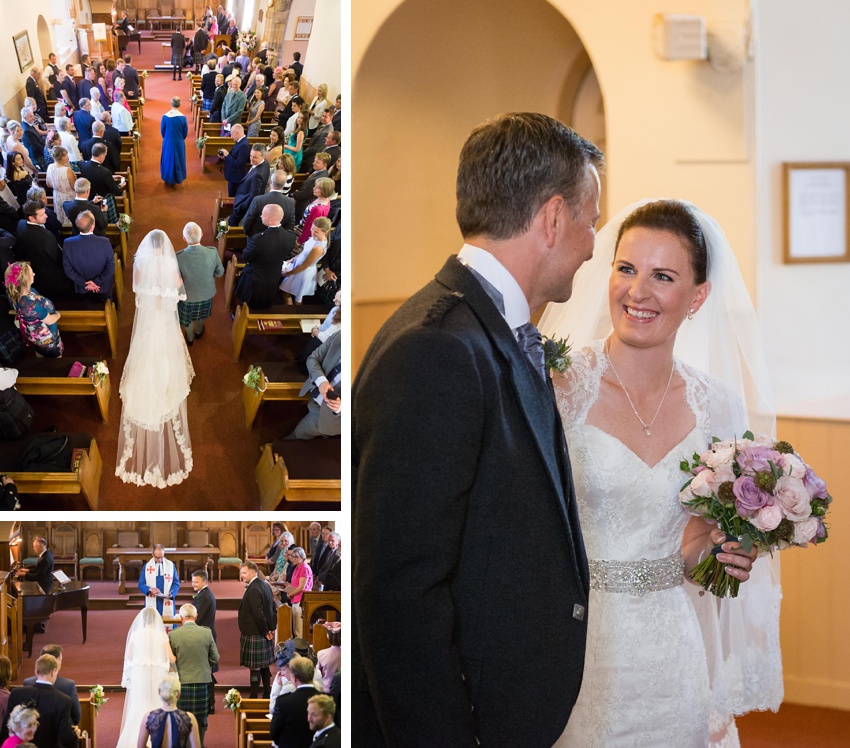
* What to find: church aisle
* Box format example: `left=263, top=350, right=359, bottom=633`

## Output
left=20, top=47, right=310, bottom=509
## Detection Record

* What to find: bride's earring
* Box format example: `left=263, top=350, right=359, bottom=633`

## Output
left=688, top=308, right=695, bottom=320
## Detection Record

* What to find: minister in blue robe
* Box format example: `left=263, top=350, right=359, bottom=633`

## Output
left=138, top=544, right=181, bottom=625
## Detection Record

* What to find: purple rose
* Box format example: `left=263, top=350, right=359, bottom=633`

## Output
left=732, top=475, right=771, bottom=518
left=736, top=446, right=782, bottom=475
left=803, top=466, right=828, bottom=499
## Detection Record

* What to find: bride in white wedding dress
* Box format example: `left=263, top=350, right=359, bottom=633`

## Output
left=115, top=229, right=195, bottom=487
left=542, top=201, right=783, bottom=747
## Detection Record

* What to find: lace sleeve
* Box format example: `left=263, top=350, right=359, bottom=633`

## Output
left=552, top=342, right=604, bottom=428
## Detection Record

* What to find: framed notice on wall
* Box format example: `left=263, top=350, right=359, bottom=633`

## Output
left=783, top=162, right=850, bottom=263
left=295, top=16, right=313, bottom=39
left=13, top=30, right=33, bottom=73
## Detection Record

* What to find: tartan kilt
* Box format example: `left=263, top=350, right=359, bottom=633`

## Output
left=104, top=193, right=118, bottom=224
left=239, top=633, right=275, bottom=669
left=177, top=683, right=210, bottom=726
left=202, top=98, right=213, bottom=111
left=171, top=50, right=183, bottom=67
left=194, top=51, right=204, bottom=65
left=178, top=298, right=213, bottom=327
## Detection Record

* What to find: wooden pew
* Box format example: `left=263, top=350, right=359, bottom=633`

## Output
left=242, top=362, right=308, bottom=429
left=230, top=300, right=329, bottom=362
left=276, top=601, right=293, bottom=642
left=0, top=433, right=103, bottom=509
left=15, top=357, right=112, bottom=424
left=77, top=693, right=96, bottom=747
left=312, top=623, right=331, bottom=652
left=232, top=697, right=270, bottom=748
left=56, top=299, right=120, bottom=358
left=256, top=438, right=341, bottom=509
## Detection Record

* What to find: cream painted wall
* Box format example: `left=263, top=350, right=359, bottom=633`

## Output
left=755, top=2, right=850, bottom=420
left=282, top=0, right=316, bottom=74
left=302, top=0, right=339, bottom=100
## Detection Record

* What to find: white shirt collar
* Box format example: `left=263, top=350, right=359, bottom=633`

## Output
left=457, top=243, right=530, bottom=330
left=315, top=723, right=336, bottom=737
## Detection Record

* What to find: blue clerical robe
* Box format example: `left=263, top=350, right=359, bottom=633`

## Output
left=138, top=559, right=180, bottom=616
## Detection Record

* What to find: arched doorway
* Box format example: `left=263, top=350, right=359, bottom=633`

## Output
left=352, top=0, right=607, bottom=364
left=36, top=16, right=53, bottom=67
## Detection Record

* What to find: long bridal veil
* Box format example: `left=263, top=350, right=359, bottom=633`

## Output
left=117, top=607, right=173, bottom=748
left=116, top=229, right=195, bottom=488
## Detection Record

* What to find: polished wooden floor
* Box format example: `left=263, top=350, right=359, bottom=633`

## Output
left=738, top=703, right=850, bottom=747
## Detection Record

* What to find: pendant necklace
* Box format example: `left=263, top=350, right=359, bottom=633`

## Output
left=606, top=343, right=675, bottom=437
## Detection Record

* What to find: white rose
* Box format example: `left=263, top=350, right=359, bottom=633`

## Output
left=780, top=453, right=806, bottom=479
left=689, top=469, right=714, bottom=498
left=750, top=504, right=783, bottom=532
left=774, top=475, right=812, bottom=522
left=752, top=433, right=776, bottom=446
left=792, top=517, right=820, bottom=545
left=704, top=444, right=736, bottom=470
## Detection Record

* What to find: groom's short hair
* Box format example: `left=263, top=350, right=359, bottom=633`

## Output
left=455, top=112, right=604, bottom=242
left=241, top=560, right=259, bottom=573
left=192, top=570, right=208, bottom=582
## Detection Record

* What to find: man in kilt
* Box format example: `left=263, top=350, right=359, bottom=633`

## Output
left=169, top=603, right=219, bottom=747
left=171, top=30, right=187, bottom=82
left=238, top=561, right=277, bottom=698
left=175, top=222, right=224, bottom=345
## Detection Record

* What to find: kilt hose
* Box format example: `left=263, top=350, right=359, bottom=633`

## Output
left=240, top=633, right=275, bottom=669
left=177, top=682, right=210, bottom=726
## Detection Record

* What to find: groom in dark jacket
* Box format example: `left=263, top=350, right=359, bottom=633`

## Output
left=352, top=113, right=603, bottom=748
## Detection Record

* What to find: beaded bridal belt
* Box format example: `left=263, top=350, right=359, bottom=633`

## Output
left=588, top=551, right=684, bottom=596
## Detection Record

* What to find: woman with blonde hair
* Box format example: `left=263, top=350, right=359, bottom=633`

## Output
left=280, top=216, right=332, bottom=304
left=1, top=704, right=38, bottom=747
left=137, top=675, right=201, bottom=748
left=306, top=83, right=330, bottom=135
left=45, top=146, right=76, bottom=226
left=5, top=262, right=63, bottom=358
left=3, top=122, right=37, bottom=175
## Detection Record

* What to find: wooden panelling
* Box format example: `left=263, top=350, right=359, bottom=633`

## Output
left=352, top=297, right=405, bottom=374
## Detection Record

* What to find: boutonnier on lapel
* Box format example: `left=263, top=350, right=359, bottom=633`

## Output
left=542, top=335, right=572, bottom=374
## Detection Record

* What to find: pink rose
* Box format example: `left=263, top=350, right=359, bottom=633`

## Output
left=688, top=469, right=715, bottom=499
left=792, top=517, right=820, bottom=545
left=736, top=446, right=782, bottom=475
left=774, top=475, right=812, bottom=522
left=779, top=453, right=806, bottom=479
left=750, top=504, right=783, bottom=532
left=705, top=462, right=736, bottom=493
left=732, top=476, right=771, bottom=517
left=704, top=444, right=736, bottom=471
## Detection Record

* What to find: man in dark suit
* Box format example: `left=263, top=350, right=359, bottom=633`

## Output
left=277, top=85, right=301, bottom=129
left=310, top=527, right=331, bottom=574
left=72, top=99, right=96, bottom=144
left=193, top=27, right=210, bottom=72
left=80, top=121, right=121, bottom=173
left=62, top=211, right=114, bottom=301
left=61, top=65, right=79, bottom=110
left=219, top=124, right=251, bottom=197
left=237, top=561, right=277, bottom=699
left=301, top=109, right=334, bottom=171
left=352, top=113, right=602, bottom=747
left=1, top=654, right=77, bottom=747
left=79, top=144, right=124, bottom=206
left=242, top=170, right=296, bottom=234
left=26, top=67, right=48, bottom=121
left=270, top=656, right=318, bottom=748
left=21, top=108, right=46, bottom=168
left=122, top=55, right=140, bottom=99
left=307, top=694, right=340, bottom=747
left=63, top=178, right=108, bottom=237
left=287, top=332, right=342, bottom=440
left=331, top=95, right=341, bottom=131
left=216, top=5, right=228, bottom=32
left=289, top=52, right=304, bottom=80
left=15, top=202, right=74, bottom=302
left=221, top=53, right=238, bottom=82
left=229, top=145, right=271, bottom=225
left=27, top=186, right=64, bottom=245
left=292, top=153, right=331, bottom=217
left=77, top=67, right=95, bottom=102
left=234, top=204, right=294, bottom=309
left=315, top=532, right=341, bottom=589
left=323, top=131, right=341, bottom=168
left=99, top=112, right=124, bottom=152
left=18, top=535, right=55, bottom=592
left=191, top=569, right=218, bottom=713
left=23, top=644, right=82, bottom=725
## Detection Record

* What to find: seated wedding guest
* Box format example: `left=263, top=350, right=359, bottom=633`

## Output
left=15, top=202, right=74, bottom=302
left=20, top=109, right=45, bottom=171
left=79, top=143, right=124, bottom=223
left=228, top=145, right=271, bottom=226
left=80, top=121, right=121, bottom=173
left=1, top=655, right=77, bottom=747
left=294, top=178, right=334, bottom=245
left=264, top=126, right=286, bottom=166
left=0, top=657, right=10, bottom=717
left=4, top=122, right=37, bottom=176
left=4, top=153, right=32, bottom=207
left=175, top=221, right=224, bottom=345
left=1, top=704, right=38, bottom=747
left=110, top=92, right=134, bottom=136
left=297, top=290, right=341, bottom=374
left=25, top=186, right=63, bottom=245
left=269, top=640, right=323, bottom=711
left=62, top=211, right=114, bottom=302
left=286, top=331, right=341, bottom=441
left=281, top=217, right=332, bottom=304
left=72, top=99, right=96, bottom=144
left=99, top=111, right=124, bottom=152
left=200, top=62, right=219, bottom=111
left=54, top=119, right=82, bottom=164
left=136, top=675, right=201, bottom=748
left=269, top=655, right=318, bottom=747
left=292, top=153, right=331, bottom=217
left=22, top=645, right=81, bottom=726
left=4, top=262, right=63, bottom=358
left=77, top=67, right=95, bottom=102
left=234, top=204, right=294, bottom=309
left=45, top=146, right=76, bottom=227
left=208, top=73, right=227, bottom=123
left=63, top=178, right=108, bottom=237
left=219, top=124, right=250, bottom=197
left=243, top=169, right=295, bottom=235
left=307, top=694, right=341, bottom=747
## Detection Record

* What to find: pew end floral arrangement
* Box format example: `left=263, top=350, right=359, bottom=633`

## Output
left=224, top=687, right=242, bottom=712
left=91, top=360, right=109, bottom=385
left=196, top=134, right=209, bottom=153
left=243, top=364, right=267, bottom=395
left=215, top=219, right=229, bottom=239
left=89, top=684, right=108, bottom=714
left=118, top=213, right=133, bottom=234
left=680, top=431, right=832, bottom=598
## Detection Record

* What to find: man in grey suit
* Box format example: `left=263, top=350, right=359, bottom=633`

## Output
left=176, top=222, right=224, bottom=345
left=242, top=170, right=296, bottom=235
left=287, top=330, right=341, bottom=440
left=22, top=644, right=81, bottom=725
left=169, top=603, right=220, bottom=747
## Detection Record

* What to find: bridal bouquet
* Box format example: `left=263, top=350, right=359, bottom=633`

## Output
left=223, top=687, right=242, bottom=712
left=89, top=684, right=108, bottom=714
left=680, top=431, right=832, bottom=598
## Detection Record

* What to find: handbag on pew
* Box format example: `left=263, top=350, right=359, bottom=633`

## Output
left=0, top=368, right=33, bottom=441
left=18, top=433, right=72, bottom=472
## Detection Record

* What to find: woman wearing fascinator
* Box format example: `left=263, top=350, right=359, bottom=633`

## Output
left=541, top=200, right=782, bottom=747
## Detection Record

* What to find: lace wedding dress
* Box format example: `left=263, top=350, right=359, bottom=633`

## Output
left=553, top=341, right=780, bottom=747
